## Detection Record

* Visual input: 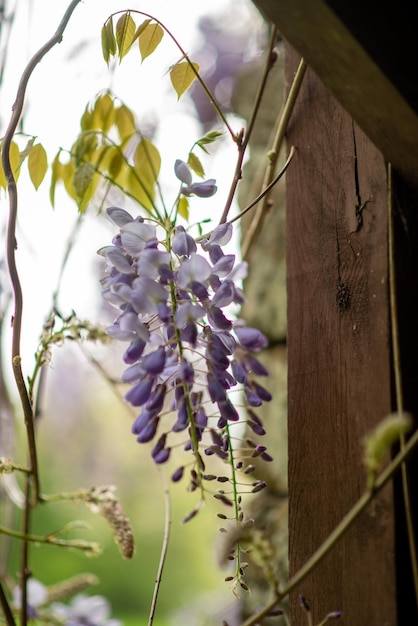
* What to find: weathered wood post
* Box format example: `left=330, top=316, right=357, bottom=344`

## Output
left=285, top=44, right=396, bottom=624
left=249, top=1, right=418, bottom=623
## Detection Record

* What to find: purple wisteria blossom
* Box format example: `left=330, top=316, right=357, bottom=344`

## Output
left=174, top=159, right=217, bottom=197
left=98, top=203, right=272, bottom=471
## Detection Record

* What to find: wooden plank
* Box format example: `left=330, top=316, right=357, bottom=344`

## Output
left=252, top=0, right=418, bottom=184
left=285, top=43, right=397, bottom=624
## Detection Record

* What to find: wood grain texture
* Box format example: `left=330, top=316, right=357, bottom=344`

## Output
left=285, top=43, right=396, bottom=625
left=252, top=0, right=418, bottom=184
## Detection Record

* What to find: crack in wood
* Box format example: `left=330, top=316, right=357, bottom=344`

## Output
left=352, top=123, right=372, bottom=232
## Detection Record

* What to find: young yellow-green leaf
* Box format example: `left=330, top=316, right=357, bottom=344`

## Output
left=1, top=141, right=22, bottom=184
left=78, top=170, right=100, bottom=214
left=115, top=105, right=136, bottom=140
left=80, top=104, right=94, bottom=132
left=73, top=162, right=95, bottom=200
left=126, top=168, right=155, bottom=213
left=49, top=152, right=63, bottom=206
left=73, top=162, right=99, bottom=213
left=134, top=138, right=161, bottom=184
left=138, top=21, right=164, bottom=61
left=92, top=92, right=114, bottom=133
left=170, top=61, right=199, bottom=99
left=0, top=162, right=5, bottom=189
left=199, top=130, right=224, bottom=145
left=101, top=18, right=116, bottom=65
left=61, top=160, right=78, bottom=202
left=116, top=12, right=136, bottom=61
left=73, top=132, right=98, bottom=166
left=108, top=150, right=124, bottom=179
left=0, top=141, right=16, bottom=188
left=18, top=136, right=35, bottom=163
left=177, top=196, right=189, bottom=221
left=127, top=138, right=161, bottom=213
left=135, top=18, right=151, bottom=37
left=187, top=152, right=205, bottom=178
left=196, top=130, right=224, bottom=153
left=28, top=143, right=48, bottom=190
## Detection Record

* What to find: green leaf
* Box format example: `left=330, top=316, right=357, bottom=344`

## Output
left=1, top=141, right=22, bottom=183
left=135, top=18, right=151, bottom=37
left=49, top=152, right=62, bottom=207
left=187, top=152, right=205, bottom=178
left=170, top=61, right=200, bottom=99
left=61, top=160, right=78, bottom=202
left=177, top=196, right=189, bottom=221
left=138, top=21, right=164, bottom=61
left=73, top=133, right=98, bottom=166
left=73, top=162, right=95, bottom=199
left=116, top=12, right=136, bottom=61
left=200, top=130, right=224, bottom=143
left=28, top=143, right=48, bottom=190
left=92, top=93, right=114, bottom=132
left=73, top=162, right=99, bottom=212
left=115, top=105, right=136, bottom=140
left=18, top=136, right=36, bottom=162
left=0, top=163, right=5, bottom=189
left=0, top=151, right=6, bottom=188
left=196, top=130, right=224, bottom=153
left=127, top=138, right=161, bottom=213
left=80, top=104, right=94, bottom=131
left=101, top=18, right=116, bottom=64
left=0, top=142, right=18, bottom=188
left=108, top=150, right=124, bottom=179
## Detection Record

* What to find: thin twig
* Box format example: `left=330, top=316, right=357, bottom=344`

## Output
left=1, top=0, right=82, bottom=502
left=242, top=425, right=418, bottom=626
left=0, top=583, right=16, bottom=626
left=148, top=470, right=171, bottom=626
left=387, top=162, right=418, bottom=607
left=194, top=148, right=294, bottom=244
left=0, top=523, right=99, bottom=553
left=1, top=2, right=82, bottom=624
left=227, top=147, right=295, bottom=226
left=111, top=9, right=234, bottom=138
left=19, top=477, right=31, bottom=626
left=241, top=57, right=307, bottom=258
left=219, top=25, right=279, bottom=224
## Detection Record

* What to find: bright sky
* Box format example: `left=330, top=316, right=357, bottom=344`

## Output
left=0, top=0, right=265, bottom=371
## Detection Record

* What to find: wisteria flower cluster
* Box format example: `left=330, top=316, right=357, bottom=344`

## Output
left=98, top=162, right=272, bottom=497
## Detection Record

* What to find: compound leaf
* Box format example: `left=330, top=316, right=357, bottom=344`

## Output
left=187, top=152, right=205, bottom=178
left=28, top=142, right=48, bottom=190
left=138, top=21, right=164, bottom=61
left=116, top=12, right=136, bottom=61
left=177, top=196, right=189, bottom=221
left=101, top=18, right=116, bottom=64
left=170, top=61, right=199, bottom=99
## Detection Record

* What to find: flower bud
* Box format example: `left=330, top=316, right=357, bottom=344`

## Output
left=174, top=159, right=192, bottom=185
left=189, top=179, right=217, bottom=197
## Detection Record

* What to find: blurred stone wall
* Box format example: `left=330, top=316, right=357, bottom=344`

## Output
left=232, top=38, right=289, bottom=619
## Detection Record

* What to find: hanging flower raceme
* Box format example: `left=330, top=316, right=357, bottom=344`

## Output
left=98, top=200, right=272, bottom=483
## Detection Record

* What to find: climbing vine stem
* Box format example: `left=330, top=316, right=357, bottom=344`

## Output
left=243, top=424, right=418, bottom=625
left=387, top=162, right=418, bottom=609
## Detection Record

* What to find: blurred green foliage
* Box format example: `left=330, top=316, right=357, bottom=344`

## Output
left=6, top=345, right=230, bottom=624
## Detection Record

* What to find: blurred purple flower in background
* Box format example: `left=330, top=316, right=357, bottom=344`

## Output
left=51, top=594, right=121, bottom=626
